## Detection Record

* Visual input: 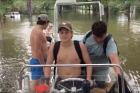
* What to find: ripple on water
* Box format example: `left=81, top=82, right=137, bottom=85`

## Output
left=130, top=21, right=140, bottom=34
left=127, top=70, right=140, bottom=92
left=0, top=57, right=26, bottom=92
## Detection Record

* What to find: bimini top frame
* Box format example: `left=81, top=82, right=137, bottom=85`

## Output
left=53, top=1, right=104, bottom=41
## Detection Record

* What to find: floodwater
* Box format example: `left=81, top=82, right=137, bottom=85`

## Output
left=0, top=10, right=140, bottom=92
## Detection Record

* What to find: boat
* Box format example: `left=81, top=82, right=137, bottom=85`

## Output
left=16, top=0, right=138, bottom=93
left=16, top=64, right=135, bottom=93
left=5, top=11, right=21, bottom=19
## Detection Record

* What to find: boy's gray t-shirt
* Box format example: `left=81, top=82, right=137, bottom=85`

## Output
left=83, top=32, right=118, bottom=81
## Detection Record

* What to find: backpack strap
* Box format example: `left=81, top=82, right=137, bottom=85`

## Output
left=53, top=40, right=86, bottom=78
left=83, top=31, right=92, bottom=44
left=73, top=40, right=84, bottom=64
left=53, top=41, right=61, bottom=79
left=53, top=41, right=61, bottom=64
left=103, top=34, right=112, bottom=55
left=53, top=41, right=84, bottom=64
left=74, top=40, right=86, bottom=79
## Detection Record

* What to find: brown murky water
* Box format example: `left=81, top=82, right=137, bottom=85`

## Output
left=0, top=10, right=140, bottom=92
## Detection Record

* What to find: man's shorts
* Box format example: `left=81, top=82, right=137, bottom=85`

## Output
left=30, top=58, right=44, bottom=80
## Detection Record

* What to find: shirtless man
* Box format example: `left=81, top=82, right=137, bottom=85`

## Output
left=30, top=14, right=49, bottom=92
left=45, top=22, right=92, bottom=91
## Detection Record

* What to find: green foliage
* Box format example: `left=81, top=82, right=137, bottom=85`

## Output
left=0, top=0, right=56, bottom=17
left=109, top=1, right=120, bottom=14
left=12, top=0, right=26, bottom=11
left=32, top=0, right=55, bottom=13
left=0, top=0, right=23, bottom=16
left=0, top=0, right=10, bottom=16
left=0, top=5, right=5, bottom=16
left=1, top=0, right=140, bottom=17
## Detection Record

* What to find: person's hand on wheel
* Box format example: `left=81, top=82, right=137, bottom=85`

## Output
left=87, top=79, right=96, bottom=87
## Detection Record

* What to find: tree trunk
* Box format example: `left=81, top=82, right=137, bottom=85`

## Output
left=104, top=5, right=109, bottom=23
left=127, top=5, right=131, bottom=22
left=27, top=0, right=32, bottom=21
left=27, top=0, right=33, bottom=25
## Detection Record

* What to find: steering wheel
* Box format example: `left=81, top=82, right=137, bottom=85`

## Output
left=56, top=78, right=85, bottom=92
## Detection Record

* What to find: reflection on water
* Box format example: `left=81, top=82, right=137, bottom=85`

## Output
left=130, top=21, right=140, bottom=33
left=0, top=17, right=33, bottom=92
left=0, top=10, right=140, bottom=92
left=117, top=13, right=128, bottom=27
left=0, top=58, right=23, bottom=92
left=127, top=70, right=140, bottom=92
left=1, top=19, right=31, bottom=58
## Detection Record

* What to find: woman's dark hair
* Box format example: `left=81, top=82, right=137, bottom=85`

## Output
left=91, top=21, right=107, bottom=37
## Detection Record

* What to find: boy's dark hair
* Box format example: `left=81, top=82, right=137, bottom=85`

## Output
left=37, top=20, right=47, bottom=25
left=36, top=14, right=49, bottom=25
left=91, top=21, right=107, bottom=37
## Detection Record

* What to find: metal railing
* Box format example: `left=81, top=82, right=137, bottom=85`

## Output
left=18, top=64, right=126, bottom=93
